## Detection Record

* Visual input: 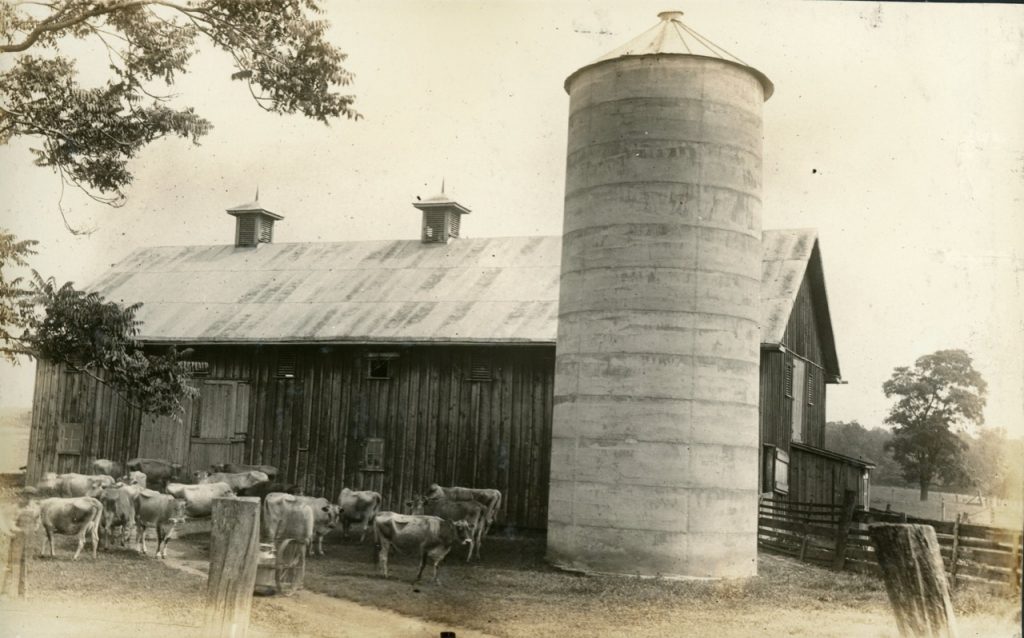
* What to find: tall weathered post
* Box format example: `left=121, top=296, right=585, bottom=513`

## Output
left=547, top=11, right=773, bottom=578
left=205, top=496, right=261, bottom=638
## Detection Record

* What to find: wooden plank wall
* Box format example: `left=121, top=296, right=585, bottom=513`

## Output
left=789, top=445, right=864, bottom=507
left=28, top=345, right=556, bottom=530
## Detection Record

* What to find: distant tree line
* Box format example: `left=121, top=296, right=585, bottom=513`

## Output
left=825, top=420, right=1023, bottom=501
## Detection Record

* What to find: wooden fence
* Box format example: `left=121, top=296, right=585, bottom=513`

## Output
left=758, top=495, right=1023, bottom=595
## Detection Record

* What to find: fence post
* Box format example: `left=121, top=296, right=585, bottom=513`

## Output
left=869, top=523, right=958, bottom=638
left=1013, top=533, right=1022, bottom=597
left=798, top=517, right=810, bottom=561
left=205, top=496, right=261, bottom=638
left=948, top=513, right=962, bottom=591
left=832, top=490, right=857, bottom=571
left=2, top=529, right=28, bottom=599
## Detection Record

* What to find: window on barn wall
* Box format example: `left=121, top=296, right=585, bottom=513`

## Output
left=774, top=448, right=790, bottom=494
left=366, top=353, right=398, bottom=379
left=361, top=438, right=384, bottom=471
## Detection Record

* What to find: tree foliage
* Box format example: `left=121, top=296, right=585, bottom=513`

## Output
left=882, top=349, right=987, bottom=501
left=25, top=273, right=197, bottom=416
left=1, top=0, right=359, bottom=210
left=824, top=420, right=907, bottom=486
left=959, top=428, right=1023, bottom=500
left=0, top=229, right=39, bottom=363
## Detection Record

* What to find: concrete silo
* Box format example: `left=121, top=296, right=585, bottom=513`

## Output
left=547, top=11, right=773, bottom=578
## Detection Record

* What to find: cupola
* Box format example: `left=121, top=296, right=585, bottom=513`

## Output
left=413, top=189, right=470, bottom=244
left=227, top=196, right=283, bottom=247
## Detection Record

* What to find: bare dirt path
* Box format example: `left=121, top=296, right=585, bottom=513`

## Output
left=160, top=534, right=496, bottom=638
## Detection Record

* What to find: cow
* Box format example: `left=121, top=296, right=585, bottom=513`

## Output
left=98, top=486, right=136, bottom=550
left=263, top=493, right=341, bottom=557
left=194, top=470, right=269, bottom=495
left=135, top=490, right=188, bottom=558
left=242, top=481, right=302, bottom=501
left=411, top=496, right=487, bottom=561
left=57, top=473, right=115, bottom=498
left=125, top=471, right=147, bottom=489
left=426, top=483, right=502, bottom=535
left=337, top=488, right=382, bottom=542
left=25, top=472, right=60, bottom=498
left=91, top=459, right=123, bottom=478
left=126, top=458, right=182, bottom=492
left=372, top=512, right=472, bottom=584
left=210, top=463, right=279, bottom=481
left=176, top=482, right=234, bottom=518
left=37, top=497, right=104, bottom=560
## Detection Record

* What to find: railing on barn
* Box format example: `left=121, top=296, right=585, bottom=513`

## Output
left=757, top=493, right=1024, bottom=596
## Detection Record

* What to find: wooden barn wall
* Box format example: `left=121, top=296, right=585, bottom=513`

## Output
left=789, top=445, right=866, bottom=508
left=758, top=350, right=789, bottom=452
left=26, top=360, right=142, bottom=485
left=191, top=343, right=555, bottom=530
left=780, top=276, right=828, bottom=449
left=28, top=346, right=556, bottom=530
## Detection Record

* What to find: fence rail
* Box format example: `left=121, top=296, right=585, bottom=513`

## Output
left=757, top=495, right=1023, bottom=595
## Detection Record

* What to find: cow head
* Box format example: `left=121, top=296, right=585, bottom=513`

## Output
left=192, top=470, right=210, bottom=483
left=321, top=504, right=343, bottom=527
left=169, top=498, right=189, bottom=525
left=404, top=496, right=425, bottom=515
left=452, top=519, right=474, bottom=554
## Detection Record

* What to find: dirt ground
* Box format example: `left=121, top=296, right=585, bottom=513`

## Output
left=1, top=520, right=1020, bottom=638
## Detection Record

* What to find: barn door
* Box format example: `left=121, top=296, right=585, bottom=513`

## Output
left=188, top=380, right=250, bottom=475
left=138, top=393, right=195, bottom=469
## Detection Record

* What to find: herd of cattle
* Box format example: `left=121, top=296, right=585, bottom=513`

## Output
left=5, top=458, right=503, bottom=584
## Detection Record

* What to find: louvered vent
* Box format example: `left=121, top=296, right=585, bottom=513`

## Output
left=467, top=354, right=492, bottom=381
left=258, top=218, right=273, bottom=243
left=423, top=211, right=448, bottom=243
left=449, top=213, right=460, bottom=238
left=784, top=360, right=793, bottom=398
left=807, top=368, right=815, bottom=405
left=276, top=350, right=297, bottom=378
left=182, top=361, right=210, bottom=377
left=237, top=217, right=257, bottom=246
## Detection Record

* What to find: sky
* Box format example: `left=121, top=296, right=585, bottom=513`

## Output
left=1, top=1, right=1022, bottom=439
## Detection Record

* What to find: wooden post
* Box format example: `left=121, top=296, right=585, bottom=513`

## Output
left=205, top=497, right=261, bottom=638
left=869, top=524, right=958, bottom=638
left=2, top=528, right=29, bottom=600
left=832, top=490, right=858, bottom=571
left=948, top=513, right=962, bottom=591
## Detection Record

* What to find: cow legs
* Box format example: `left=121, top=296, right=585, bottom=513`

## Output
left=137, top=524, right=149, bottom=555
left=358, top=520, right=369, bottom=543
left=89, top=522, right=99, bottom=559
left=156, top=522, right=170, bottom=559
left=377, top=544, right=389, bottom=578
left=414, top=552, right=427, bottom=583
left=45, top=529, right=55, bottom=558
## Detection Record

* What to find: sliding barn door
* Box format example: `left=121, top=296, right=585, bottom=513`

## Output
left=188, top=380, right=250, bottom=474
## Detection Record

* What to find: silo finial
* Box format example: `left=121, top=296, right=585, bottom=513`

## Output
left=657, top=10, right=684, bottom=21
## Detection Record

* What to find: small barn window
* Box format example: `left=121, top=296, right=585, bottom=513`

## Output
left=366, top=353, right=398, bottom=379
left=362, top=438, right=384, bottom=471
left=773, top=448, right=790, bottom=494
left=57, top=422, right=84, bottom=454
left=276, top=349, right=297, bottom=378
left=467, top=353, right=492, bottom=381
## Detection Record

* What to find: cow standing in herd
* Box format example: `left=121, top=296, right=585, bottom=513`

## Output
left=37, top=496, right=104, bottom=560
left=337, top=488, right=381, bottom=542
left=372, top=512, right=473, bottom=584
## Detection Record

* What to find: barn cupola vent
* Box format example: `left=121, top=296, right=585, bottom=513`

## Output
left=227, top=195, right=283, bottom=248
left=413, top=187, right=470, bottom=244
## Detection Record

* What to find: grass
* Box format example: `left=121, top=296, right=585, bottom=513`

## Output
left=871, top=484, right=1023, bottom=529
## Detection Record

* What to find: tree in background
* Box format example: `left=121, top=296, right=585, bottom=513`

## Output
left=0, top=230, right=38, bottom=362
left=825, top=420, right=906, bottom=486
left=25, top=273, right=196, bottom=416
left=1, top=0, right=359, bottom=224
left=959, top=427, right=1023, bottom=501
left=883, top=349, right=987, bottom=501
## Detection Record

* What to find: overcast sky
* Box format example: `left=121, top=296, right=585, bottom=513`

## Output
left=1, top=1, right=1022, bottom=439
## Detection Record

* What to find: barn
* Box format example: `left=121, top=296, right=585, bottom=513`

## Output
left=24, top=194, right=871, bottom=530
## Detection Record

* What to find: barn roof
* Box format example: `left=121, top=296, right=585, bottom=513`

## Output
left=761, top=229, right=841, bottom=379
left=91, top=230, right=838, bottom=374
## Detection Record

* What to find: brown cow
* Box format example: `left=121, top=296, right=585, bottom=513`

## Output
left=411, top=496, right=487, bottom=561
left=426, top=483, right=502, bottom=535
left=337, top=487, right=381, bottom=542
left=372, top=512, right=472, bottom=584
left=38, top=497, right=104, bottom=560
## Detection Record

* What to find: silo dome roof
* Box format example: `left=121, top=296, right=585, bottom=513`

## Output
left=569, top=10, right=773, bottom=100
